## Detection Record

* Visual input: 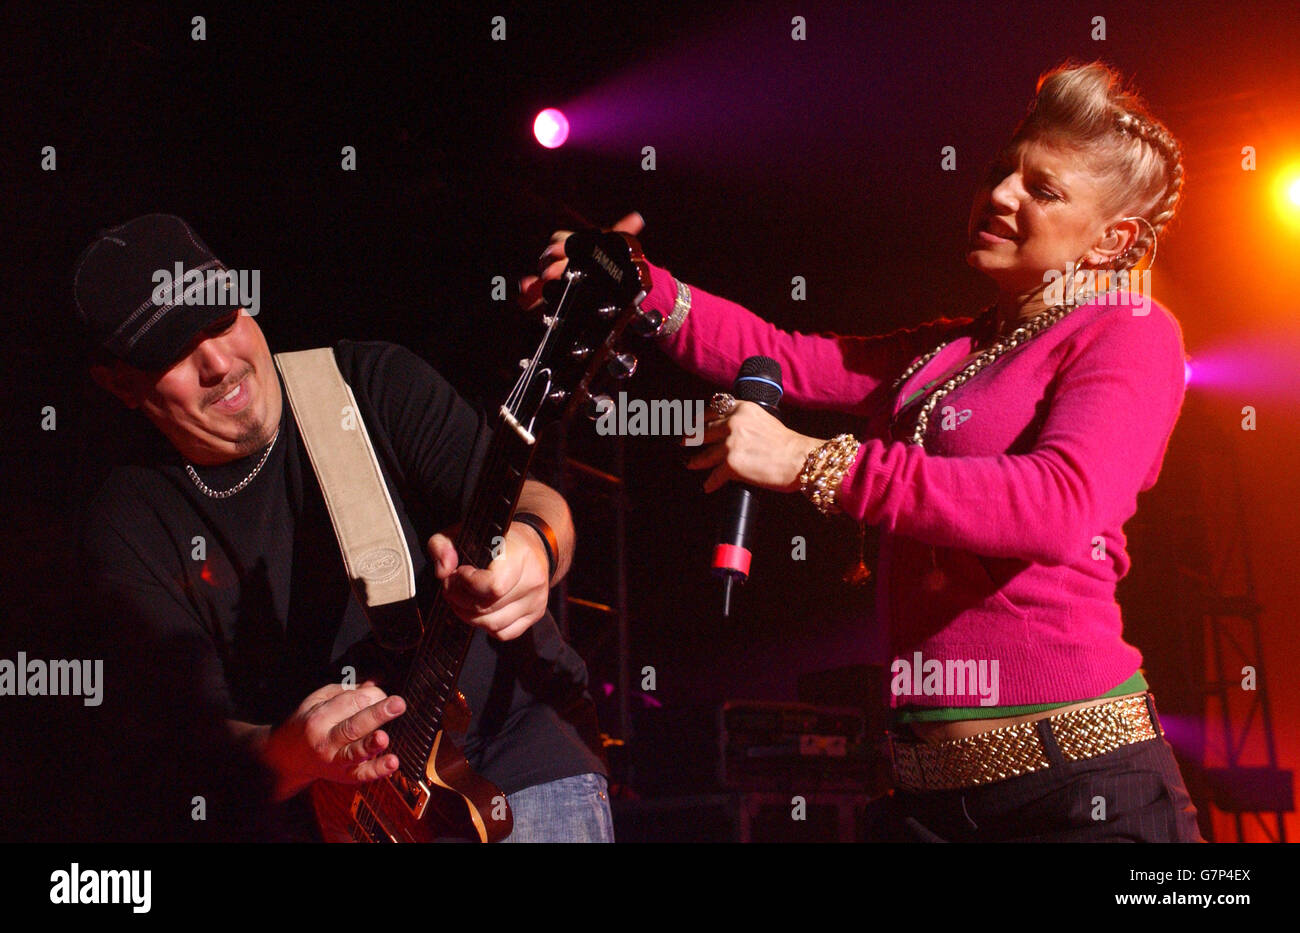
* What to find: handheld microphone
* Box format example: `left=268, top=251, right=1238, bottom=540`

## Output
left=712, top=356, right=784, bottom=617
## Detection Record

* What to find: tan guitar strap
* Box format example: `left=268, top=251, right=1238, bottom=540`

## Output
left=274, top=348, right=422, bottom=649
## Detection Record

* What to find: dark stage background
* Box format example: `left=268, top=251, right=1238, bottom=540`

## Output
left=3, top=1, right=1298, bottom=841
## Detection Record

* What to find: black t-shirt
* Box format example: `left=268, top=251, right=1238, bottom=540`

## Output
left=78, top=340, right=605, bottom=838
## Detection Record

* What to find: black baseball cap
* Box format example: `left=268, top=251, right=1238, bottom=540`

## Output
left=73, top=214, right=243, bottom=371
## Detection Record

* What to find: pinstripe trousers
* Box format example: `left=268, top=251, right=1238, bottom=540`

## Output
left=864, top=694, right=1205, bottom=842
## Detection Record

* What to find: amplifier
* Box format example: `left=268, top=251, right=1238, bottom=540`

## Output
left=718, top=700, right=873, bottom=790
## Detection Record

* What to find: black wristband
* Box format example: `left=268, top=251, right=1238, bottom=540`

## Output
left=512, top=511, right=558, bottom=582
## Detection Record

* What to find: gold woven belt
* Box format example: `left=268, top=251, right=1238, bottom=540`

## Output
left=888, top=694, right=1161, bottom=792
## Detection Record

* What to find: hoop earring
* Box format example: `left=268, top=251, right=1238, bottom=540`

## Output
left=1069, top=253, right=1104, bottom=305
left=1114, top=215, right=1159, bottom=271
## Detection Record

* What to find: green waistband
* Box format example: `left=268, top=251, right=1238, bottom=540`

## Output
left=899, top=377, right=941, bottom=410
left=892, top=670, right=1149, bottom=723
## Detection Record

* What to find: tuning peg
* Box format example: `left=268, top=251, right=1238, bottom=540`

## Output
left=570, top=345, right=592, bottom=361
left=584, top=393, right=613, bottom=420
left=606, top=352, right=637, bottom=380
left=594, top=304, right=620, bottom=321
left=547, top=389, right=570, bottom=405
left=629, top=308, right=663, bottom=337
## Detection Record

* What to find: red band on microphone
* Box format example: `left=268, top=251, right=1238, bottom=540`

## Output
left=712, top=543, right=752, bottom=578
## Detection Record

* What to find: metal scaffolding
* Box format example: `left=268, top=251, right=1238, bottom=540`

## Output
left=545, top=421, right=634, bottom=782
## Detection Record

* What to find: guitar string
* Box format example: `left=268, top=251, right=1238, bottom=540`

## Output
left=506, top=272, right=574, bottom=412
left=358, top=397, right=525, bottom=838
left=355, top=440, right=504, bottom=839
left=352, top=272, right=587, bottom=841
left=356, top=442, right=533, bottom=837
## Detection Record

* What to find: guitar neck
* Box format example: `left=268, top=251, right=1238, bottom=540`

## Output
left=389, top=408, right=538, bottom=780
left=375, top=230, right=654, bottom=791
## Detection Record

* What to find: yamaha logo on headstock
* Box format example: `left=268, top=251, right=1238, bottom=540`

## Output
left=589, top=245, right=624, bottom=284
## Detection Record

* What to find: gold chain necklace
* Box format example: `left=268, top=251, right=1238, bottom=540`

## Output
left=874, top=274, right=1111, bottom=592
left=886, top=290, right=1096, bottom=590
left=890, top=291, right=1096, bottom=448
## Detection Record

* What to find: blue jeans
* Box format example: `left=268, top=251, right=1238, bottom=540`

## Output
left=500, top=773, right=614, bottom=843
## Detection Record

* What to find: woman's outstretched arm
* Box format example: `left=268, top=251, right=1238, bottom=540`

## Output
left=640, top=261, right=968, bottom=416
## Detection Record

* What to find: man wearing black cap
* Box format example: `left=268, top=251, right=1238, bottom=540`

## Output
left=73, top=214, right=611, bottom=841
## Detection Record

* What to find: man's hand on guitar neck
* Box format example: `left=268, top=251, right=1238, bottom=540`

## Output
left=427, top=479, right=574, bottom=642
left=232, top=681, right=406, bottom=802
left=427, top=522, right=553, bottom=642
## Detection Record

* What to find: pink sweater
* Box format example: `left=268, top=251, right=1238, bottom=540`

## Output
left=640, top=262, right=1187, bottom=708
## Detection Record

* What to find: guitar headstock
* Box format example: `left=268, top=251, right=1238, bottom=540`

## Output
left=506, top=230, right=661, bottom=435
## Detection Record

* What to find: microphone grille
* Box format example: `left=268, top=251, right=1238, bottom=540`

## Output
left=734, top=356, right=783, bottom=408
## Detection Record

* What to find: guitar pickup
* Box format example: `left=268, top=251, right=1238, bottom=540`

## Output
left=389, top=770, right=432, bottom=819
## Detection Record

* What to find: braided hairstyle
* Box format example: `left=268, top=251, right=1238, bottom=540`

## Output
left=1009, top=61, right=1185, bottom=270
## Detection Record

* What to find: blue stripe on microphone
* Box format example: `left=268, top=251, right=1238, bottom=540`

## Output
left=735, top=375, right=784, bottom=396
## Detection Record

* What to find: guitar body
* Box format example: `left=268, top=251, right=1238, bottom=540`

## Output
left=311, top=730, right=514, bottom=842
left=311, top=687, right=513, bottom=842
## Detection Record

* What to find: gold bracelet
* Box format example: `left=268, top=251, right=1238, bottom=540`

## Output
left=798, top=434, right=862, bottom=515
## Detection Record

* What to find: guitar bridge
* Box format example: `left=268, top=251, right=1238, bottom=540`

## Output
left=348, top=796, right=393, bottom=842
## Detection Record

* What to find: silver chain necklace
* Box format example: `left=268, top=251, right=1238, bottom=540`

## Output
left=890, top=290, right=1097, bottom=448
left=185, top=427, right=281, bottom=499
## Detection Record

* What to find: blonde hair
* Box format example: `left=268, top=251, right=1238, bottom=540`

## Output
left=1010, top=60, right=1185, bottom=269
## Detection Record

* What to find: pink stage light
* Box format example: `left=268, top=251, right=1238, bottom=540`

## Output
left=533, top=108, right=570, bottom=148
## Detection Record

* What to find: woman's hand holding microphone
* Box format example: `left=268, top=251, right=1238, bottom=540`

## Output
left=685, top=400, right=824, bottom=495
